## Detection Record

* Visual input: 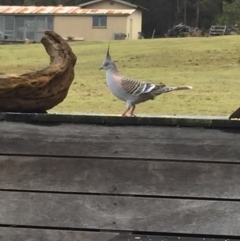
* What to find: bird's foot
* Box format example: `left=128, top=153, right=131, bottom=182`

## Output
left=121, top=114, right=136, bottom=117
left=121, top=113, right=137, bottom=117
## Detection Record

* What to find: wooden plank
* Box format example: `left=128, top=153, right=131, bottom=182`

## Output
left=1, top=156, right=240, bottom=199
left=4, top=112, right=240, bottom=128
left=0, top=228, right=118, bottom=241
left=2, top=112, right=240, bottom=128
left=0, top=112, right=213, bottom=127
left=0, top=229, right=239, bottom=241
left=0, top=192, right=240, bottom=235
left=0, top=122, right=240, bottom=162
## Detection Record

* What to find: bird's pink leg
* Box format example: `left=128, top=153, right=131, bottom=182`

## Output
left=121, top=107, right=131, bottom=116
left=130, top=105, right=136, bottom=117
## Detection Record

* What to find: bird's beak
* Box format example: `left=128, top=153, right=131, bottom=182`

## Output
left=99, top=67, right=103, bottom=70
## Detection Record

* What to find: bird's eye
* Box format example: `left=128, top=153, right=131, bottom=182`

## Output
left=104, top=62, right=110, bottom=66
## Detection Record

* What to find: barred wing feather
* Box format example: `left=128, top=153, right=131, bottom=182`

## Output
left=121, top=77, right=159, bottom=96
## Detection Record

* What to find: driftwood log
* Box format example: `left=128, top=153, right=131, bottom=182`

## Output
left=0, top=31, right=77, bottom=113
left=229, top=107, right=240, bottom=119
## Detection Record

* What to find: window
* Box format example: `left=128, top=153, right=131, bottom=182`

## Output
left=35, top=16, right=53, bottom=42
left=92, top=16, right=107, bottom=28
left=47, top=16, right=54, bottom=31
left=0, top=16, right=4, bottom=32
left=23, top=17, right=35, bottom=40
left=4, top=16, right=15, bottom=40
left=4, top=16, right=14, bottom=31
left=15, top=16, right=24, bottom=40
left=36, top=16, right=47, bottom=32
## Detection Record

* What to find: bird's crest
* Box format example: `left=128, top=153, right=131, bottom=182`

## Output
left=106, top=43, right=111, bottom=61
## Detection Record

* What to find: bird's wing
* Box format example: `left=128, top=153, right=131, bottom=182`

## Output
left=120, top=77, right=164, bottom=96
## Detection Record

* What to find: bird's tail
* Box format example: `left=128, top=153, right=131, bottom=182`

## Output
left=151, top=85, right=193, bottom=96
left=161, top=85, right=193, bottom=93
left=164, top=86, right=193, bottom=92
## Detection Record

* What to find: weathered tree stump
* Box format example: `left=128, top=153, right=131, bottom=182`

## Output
left=0, top=31, right=77, bottom=113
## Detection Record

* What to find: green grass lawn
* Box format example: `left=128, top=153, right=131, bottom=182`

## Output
left=1, top=35, right=240, bottom=116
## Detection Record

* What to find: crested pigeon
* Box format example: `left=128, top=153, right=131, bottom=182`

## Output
left=99, top=45, right=193, bottom=117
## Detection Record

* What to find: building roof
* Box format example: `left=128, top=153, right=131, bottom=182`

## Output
left=0, top=6, right=136, bottom=15
left=78, top=0, right=147, bottom=11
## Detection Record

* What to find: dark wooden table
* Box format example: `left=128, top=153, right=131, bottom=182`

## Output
left=1, top=113, right=240, bottom=241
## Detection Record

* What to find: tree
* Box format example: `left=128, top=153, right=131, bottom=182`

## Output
left=218, top=0, right=240, bottom=25
left=197, top=0, right=223, bottom=29
left=1, top=0, right=26, bottom=4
